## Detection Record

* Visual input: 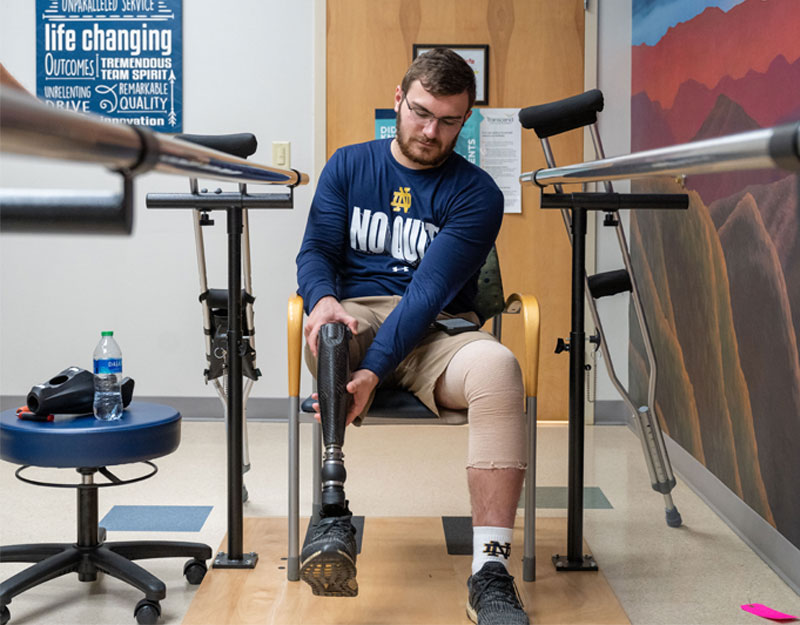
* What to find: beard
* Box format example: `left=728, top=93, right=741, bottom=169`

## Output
left=395, top=113, right=460, bottom=168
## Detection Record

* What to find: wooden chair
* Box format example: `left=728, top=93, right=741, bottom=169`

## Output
left=286, top=248, right=541, bottom=582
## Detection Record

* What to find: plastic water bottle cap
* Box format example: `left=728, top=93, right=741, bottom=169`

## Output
left=101, top=331, right=114, bottom=336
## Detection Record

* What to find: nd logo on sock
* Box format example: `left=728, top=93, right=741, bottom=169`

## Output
left=482, top=541, right=511, bottom=559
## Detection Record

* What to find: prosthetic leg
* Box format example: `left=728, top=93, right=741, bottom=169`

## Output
left=317, top=323, right=352, bottom=515
left=299, top=322, right=359, bottom=597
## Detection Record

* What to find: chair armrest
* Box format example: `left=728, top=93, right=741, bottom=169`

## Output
left=504, top=293, right=541, bottom=398
left=288, top=294, right=304, bottom=397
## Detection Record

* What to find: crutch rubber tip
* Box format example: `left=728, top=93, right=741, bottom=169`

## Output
left=666, top=507, right=682, bottom=528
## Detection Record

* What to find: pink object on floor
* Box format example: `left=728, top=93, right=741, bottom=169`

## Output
left=741, top=604, right=798, bottom=621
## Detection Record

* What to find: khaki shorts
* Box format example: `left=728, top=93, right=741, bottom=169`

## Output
left=304, top=295, right=496, bottom=423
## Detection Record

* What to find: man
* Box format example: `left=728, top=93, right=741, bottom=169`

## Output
left=296, top=48, right=529, bottom=625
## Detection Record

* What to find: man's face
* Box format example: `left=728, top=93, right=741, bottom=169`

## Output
left=393, top=80, right=471, bottom=168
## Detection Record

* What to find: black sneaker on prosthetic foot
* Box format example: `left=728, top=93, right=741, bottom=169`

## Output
left=300, top=510, right=358, bottom=597
left=467, top=562, right=528, bottom=624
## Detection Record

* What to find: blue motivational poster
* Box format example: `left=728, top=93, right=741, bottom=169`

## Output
left=36, top=0, right=183, bottom=132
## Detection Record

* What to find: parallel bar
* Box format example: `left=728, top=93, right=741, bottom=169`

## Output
left=521, top=122, right=800, bottom=187
left=0, top=88, right=309, bottom=187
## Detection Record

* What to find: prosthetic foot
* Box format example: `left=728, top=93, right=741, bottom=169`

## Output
left=300, top=323, right=358, bottom=597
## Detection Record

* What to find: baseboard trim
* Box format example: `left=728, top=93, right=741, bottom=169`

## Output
left=628, top=421, right=800, bottom=595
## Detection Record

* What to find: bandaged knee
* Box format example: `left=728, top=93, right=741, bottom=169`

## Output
left=435, top=340, right=527, bottom=469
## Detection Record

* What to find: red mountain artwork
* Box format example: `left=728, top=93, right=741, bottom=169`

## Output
left=629, top=0, right=800, bottom=551
left=632, top=0, right=800, bottom=203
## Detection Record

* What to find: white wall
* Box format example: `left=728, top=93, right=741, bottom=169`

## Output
left=594, top=0, right=633, bottom=401
left=0, top=1, right=319, bottom=400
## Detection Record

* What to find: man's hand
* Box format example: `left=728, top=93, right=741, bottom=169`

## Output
left=305, top=296, right=358, bottom=357
left=311, top=368, right=379, bottom=427
left=345, top=369, right=379, bottom=425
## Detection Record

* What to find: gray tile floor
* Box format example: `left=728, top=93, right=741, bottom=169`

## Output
left=1, top=421, right=798, bottom=625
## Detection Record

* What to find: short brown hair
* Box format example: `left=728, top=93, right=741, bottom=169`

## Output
left=401, top=48, right=476, bottom=110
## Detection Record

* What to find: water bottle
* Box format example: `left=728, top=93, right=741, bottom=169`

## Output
left=93, top=331, right=123, bottom=421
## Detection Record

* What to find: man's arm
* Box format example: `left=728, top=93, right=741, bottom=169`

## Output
left=359, top=179, right=504, bottom=381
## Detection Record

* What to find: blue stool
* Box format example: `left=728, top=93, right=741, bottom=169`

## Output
left=0, top=402, right=212, bottom=625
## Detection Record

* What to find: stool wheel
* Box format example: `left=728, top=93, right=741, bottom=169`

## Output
left=1, top=604, right=10, bottom=625
left=134, top=598, right=161, bottom=625
left=183, top=558, right=208, bottom=585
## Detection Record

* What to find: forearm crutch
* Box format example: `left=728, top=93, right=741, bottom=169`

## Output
left=520, top=90, right=682, bottom=527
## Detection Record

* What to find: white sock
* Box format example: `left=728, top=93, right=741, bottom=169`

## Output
left=472, top=526, right=514, bottom=575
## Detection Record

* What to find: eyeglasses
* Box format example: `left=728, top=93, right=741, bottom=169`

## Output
left=403, top=95, right=465, bottom=129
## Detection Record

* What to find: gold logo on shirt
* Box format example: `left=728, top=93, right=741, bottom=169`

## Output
left=390, top=187, right=412, bottom=213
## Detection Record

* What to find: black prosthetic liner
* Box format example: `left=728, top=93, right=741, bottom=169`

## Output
left=316, top=322, right=352, bottom=513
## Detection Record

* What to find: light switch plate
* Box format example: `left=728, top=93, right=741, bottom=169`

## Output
left=272, top=141, right=291, bottom=168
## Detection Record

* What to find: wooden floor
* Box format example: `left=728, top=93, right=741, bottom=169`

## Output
left=183, top=517, right=630, bottom=625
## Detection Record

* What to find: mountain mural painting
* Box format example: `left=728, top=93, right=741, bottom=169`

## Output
left=630, top=0, right=800, bottom=549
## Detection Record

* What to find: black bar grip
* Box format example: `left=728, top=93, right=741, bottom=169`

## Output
left=540, top=192, right=689, bottom=211
left=768, top=122, right=800, bottom=172
left=519, top=89, right=604, bottom=138
left=588, top=269, right=632, bottom=299
left=0, top=176, right=134, bottom=235
left=317, top=323, right=352, bottom=447
left=176, top=133, right=258, bottom=159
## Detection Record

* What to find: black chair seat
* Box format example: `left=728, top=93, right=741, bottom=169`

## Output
left=301, top=387, right=438, bottom=421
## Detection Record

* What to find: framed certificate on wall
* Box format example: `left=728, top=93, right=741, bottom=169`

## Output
left=412, top=44, right=489, bottom=105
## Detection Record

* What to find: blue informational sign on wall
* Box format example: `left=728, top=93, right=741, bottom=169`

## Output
left=36, top=0, right=183, bottom=132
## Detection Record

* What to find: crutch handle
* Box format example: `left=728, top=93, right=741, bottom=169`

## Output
left=176, top=133, right=258, bottom=159
left=519, top=89, right=604, bottom=139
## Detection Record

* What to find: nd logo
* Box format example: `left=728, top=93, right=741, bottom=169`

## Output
left=482, top=541, right=511, bottom=559
left=391, top=187, right=412, bottom=213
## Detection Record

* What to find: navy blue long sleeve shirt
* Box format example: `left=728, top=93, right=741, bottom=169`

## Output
left=296, top=139, right=504, bottom=381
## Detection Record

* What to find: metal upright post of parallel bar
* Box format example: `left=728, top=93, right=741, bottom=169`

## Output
left=147, top=183, right=297, bottom=570
left=224, top=204, right=246, bottom=563
left=548, top=199, right=597, bottom=571
left=540, top=191, right=689, bottom=571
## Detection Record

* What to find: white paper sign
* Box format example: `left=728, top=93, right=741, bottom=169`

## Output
left=478, top=108, right=522, bottom=214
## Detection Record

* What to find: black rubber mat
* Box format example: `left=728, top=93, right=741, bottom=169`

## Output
left=441, top=516, right=472, bottom=555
